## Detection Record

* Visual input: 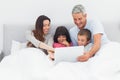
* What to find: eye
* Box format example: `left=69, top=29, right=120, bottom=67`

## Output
left=78, top=18, right=82, bottom=20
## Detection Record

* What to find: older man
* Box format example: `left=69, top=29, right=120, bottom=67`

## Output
left=69, top=4, right=110, bottom=62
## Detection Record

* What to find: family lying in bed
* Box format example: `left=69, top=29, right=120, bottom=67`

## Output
left=26, top=4, right=109, bottom=62
left=1, top=4, right=120, bottom=80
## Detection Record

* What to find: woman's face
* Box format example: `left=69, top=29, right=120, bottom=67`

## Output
left=77, top=35, right=89, bottom=46
left=43, top=20, right=50, bottom=35
left=72, top=13, right=87, bottom=29
left=57, top=35, right=67, bottom=44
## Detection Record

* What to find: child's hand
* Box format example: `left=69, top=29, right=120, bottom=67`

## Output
left=77, top=52, right=91, bottom=62
left=62, top=40, right=70, bottom=47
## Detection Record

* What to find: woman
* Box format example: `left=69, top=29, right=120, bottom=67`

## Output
left=26, top=15, right=54, bottom=55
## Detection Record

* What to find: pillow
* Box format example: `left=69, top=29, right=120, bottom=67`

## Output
left=11, top=40, right=27, bottom=55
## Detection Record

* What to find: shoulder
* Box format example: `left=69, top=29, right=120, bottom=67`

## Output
left=84, top=43, right=93, bottom=51
left=87, top=43, right=93, bottom=47
left=69, top=26, right=78, bottom=33
left=87, top=18, right=103, bottom=27
left=26, top=30, right=34, bottom=36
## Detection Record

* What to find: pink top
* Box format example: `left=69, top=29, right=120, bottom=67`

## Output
left=53, top=42, right=73, bottom=48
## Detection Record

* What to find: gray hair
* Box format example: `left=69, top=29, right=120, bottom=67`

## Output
left=72, top=4, right=86, bottom=14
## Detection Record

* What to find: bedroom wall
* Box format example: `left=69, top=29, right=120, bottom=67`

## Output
left=0, top=0, right=120, bottom=50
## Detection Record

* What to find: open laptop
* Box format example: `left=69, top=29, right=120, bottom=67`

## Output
left=54, top=46, right=84, bottom=64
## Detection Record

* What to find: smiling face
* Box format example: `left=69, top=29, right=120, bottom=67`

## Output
left=43, top=20, right=50, bottom=35
left=72, top=13, right=87, bottom=29
left=57, top=35, right=67, bottom=44
left=77, top=35, right=89, bottom=46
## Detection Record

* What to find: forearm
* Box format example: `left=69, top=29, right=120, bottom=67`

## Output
left=39, top=42, right=54, bottom=51
left=26, top=30, right=54, bottom=52
left=89, top=43, right=100, bottom=57
left=89, top=33, right=102, bottom=57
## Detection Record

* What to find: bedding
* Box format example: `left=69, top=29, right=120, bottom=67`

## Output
left=0, top=48, right=54, bottom=80
left=11, top=40, right=27, bottom=55
left=2, top=22, right=120, bottom=80
left=0, top=42, right=120, bottom=80
left=46, top=42, right=120, bottom=80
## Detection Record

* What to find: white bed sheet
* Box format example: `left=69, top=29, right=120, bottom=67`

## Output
left=0, top=42, right=120, bottom=80
left=46, top=42, right=120, bottom=80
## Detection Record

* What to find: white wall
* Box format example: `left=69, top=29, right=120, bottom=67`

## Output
left=0, top=0, right=120, bottom=50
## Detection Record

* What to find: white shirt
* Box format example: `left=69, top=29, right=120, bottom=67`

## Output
left=84, top=43, right=93, bottom=52
left=26, top=30, right=53, bottom=48
left=69, top=19, right=110, bottom=46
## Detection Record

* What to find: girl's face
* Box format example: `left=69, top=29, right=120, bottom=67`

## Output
left=57, top=35, right=67, bottom=44
left=43, top=20, right=50, bottom=35
left=77, top=35, right=89, bottom=46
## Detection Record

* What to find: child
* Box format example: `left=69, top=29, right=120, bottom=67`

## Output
left=49, top=26, right=72, bottom=60
left=77, top=29, right=93, bottom=52
left=53, top=26, right=72, bottom=48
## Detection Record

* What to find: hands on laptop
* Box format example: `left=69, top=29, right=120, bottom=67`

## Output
left=48, top=49, right=55, bottom=61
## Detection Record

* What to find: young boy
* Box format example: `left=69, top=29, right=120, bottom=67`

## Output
left=77, top=29, right=93, bottom=52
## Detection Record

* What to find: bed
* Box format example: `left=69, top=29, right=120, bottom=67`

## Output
left=1, top=22, right=120, bottom=80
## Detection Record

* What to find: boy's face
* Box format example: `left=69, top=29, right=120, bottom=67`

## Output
left=77, top=35, right=89, bottom=46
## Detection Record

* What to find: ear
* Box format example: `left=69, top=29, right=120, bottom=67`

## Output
left=87, top=40, right=90, bottom=44
left=83, top=13, right=87, bottom=18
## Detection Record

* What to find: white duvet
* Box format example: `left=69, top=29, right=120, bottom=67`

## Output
left=0, top=42, right=120, bottom=80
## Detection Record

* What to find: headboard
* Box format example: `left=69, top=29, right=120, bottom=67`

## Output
left=3, top=24, right=74, bottom=56
left=3, top=24, right=34, bottom=56
left=3, top=22, right=120, bottom=56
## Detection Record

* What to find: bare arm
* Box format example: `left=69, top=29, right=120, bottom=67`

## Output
left=89, top=33, right=101, bottom=57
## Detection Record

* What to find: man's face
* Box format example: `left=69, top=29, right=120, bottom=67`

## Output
left=77, top=35, right=89, bottom=46
left=72, top=13, right=87, bottom=29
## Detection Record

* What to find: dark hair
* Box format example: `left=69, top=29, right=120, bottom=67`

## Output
left=27, top=15, right=51, bottom=53
left=54, top=26, right=71, bottom=43
left=77, top=29, right=91, bottom=41
left=33, top=15, right=51, bottom=42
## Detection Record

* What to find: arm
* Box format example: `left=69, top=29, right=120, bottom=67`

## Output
left=26, top=30, right=54, bottom=51
left=88, top=33, right=101, bottom=56
left=77, top=33, right=102, bottom=62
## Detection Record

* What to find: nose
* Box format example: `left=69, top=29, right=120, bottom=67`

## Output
left=46, top=25, right=50, bottom=29
left=75, top=20, right=81, bottom=24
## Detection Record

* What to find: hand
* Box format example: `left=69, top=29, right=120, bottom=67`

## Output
left=48, top=47, right=55, bottom=53
left=77, top=52, right=91, bottom=62
left=62, top=40, right=70, bottom=47
left=48, top=52, right=54, bottom=60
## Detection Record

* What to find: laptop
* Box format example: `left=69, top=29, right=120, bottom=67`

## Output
left=54, top=46, right=84, bottom=64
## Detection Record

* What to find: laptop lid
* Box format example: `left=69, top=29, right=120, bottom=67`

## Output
left=54, top=46, right=84, bottom=63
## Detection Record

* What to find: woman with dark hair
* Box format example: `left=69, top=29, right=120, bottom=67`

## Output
left=53, top=26, right=72, bottom=48
left=26, top=15, right=54, bottom=55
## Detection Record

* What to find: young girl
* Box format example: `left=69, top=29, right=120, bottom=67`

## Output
left=53, top=26, right=72, bottom=48
left=48, top=26, right=72, bottom=60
